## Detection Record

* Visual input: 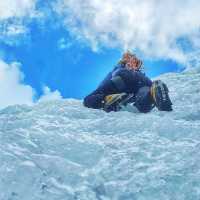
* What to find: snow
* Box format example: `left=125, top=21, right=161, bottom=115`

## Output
left=0, top=70, right=200, bottom=200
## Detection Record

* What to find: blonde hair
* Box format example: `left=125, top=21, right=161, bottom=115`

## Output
left=119, top=51, right=143, bottom=70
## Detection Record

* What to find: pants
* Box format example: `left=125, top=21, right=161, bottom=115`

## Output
left=83, top=79, right=119, bottom=109
left=83, top=69, right=154, bottom=112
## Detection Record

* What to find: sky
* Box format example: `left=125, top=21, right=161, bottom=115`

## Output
left=0, top=0, right=200, bottom=109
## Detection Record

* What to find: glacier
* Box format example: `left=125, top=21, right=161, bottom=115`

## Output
left=0, top=69, right=200, bottom=200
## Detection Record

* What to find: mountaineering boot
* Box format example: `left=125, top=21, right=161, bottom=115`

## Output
left=150, top=80, right=173, bottom=111
left=103, top=93, right=128, bottom=112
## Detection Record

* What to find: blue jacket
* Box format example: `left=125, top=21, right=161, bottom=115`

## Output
left=98, top=63, right=125, bottom=87
left=98, top=63, right=152, bottom=94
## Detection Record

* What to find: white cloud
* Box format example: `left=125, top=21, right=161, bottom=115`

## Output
left=55, top=0, right=200, bottom=63
left=0, top=22, right=29, bottom=46
left=57, top=38, right=73, bottom=50
left=0, top=0, right=41, bottom=43
left=39, top=86, right=62, bottom=102
left=0, top=60, right=35, bottom=109
left=5, top=24, right=28, bottom=36
left=0, top=0, right=37, bottom=20
left=0, top=60, right=63, bottom=109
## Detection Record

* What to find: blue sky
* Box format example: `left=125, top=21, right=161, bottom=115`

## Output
left=0, top=20, right=183, bottom=99
left=0, top=0, right=199, bottom=108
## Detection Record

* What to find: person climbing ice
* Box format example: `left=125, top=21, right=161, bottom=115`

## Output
left=83, top=51, right=173, bottom=113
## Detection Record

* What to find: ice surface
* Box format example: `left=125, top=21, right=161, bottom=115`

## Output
left=0, top=70, right=200, bottom=200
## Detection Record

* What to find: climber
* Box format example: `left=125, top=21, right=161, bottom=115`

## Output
left=83, top=51, right=173, bottom=113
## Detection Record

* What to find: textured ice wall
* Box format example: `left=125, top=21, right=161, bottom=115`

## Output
left=0, top=70, right=200, bottom=200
